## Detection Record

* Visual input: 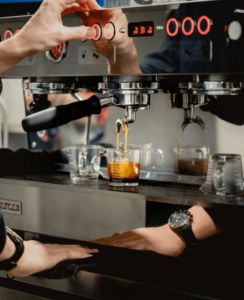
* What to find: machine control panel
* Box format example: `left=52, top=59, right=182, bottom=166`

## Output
left=1, top=1, right=244, bottom=76
left=1, top=27, right=21, bottom=41
left=166, top=15, right=212, bottom=37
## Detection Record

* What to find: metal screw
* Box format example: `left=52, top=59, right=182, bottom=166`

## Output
left=119, top=28, right=126, bottom=33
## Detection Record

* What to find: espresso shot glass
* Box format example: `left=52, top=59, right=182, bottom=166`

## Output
left=92, top=148, right=141, bottom=187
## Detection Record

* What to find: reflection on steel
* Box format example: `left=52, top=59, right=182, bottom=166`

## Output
left=179, top=82, right=244, bottom=96
left=24, top=81, right=79, bottom=94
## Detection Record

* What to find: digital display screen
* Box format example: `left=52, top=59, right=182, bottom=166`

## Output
left=128, top=21, right=154, bottom=37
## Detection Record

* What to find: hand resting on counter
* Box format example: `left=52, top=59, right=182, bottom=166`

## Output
left=91, top=206, right=223, bottom=257
left=0, top=238, right=98, bottom=277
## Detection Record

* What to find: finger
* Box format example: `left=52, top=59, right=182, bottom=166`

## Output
left=61, top=3, right=87, bottom=16
left=62, top=25, right=96, bottom=41
left=79, top=0, right=101, bottom=10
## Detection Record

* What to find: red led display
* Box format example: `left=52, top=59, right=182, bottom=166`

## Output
left=15, top=28, right=21, bottom=34
left=128, top=21, right=154, bottom=37
left=166, top=18, right=179, bottom=37
left=3, top=29, right=13, bottom=40
left=197, top=16, right=211, bottom=35
left=182, top=17, right=195, bottom=36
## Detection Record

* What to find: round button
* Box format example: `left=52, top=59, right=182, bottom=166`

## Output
left=15, top=28, right=21, bottom=35
left=225, top=10, right=244, bottom=50
left=92, top=23, right=102, bottom=41
left=104, top=22, right=115, bottom=41
left=197, top=16, right=211, bottom=35
left=81, top=24, right=87, bottom=42
left=228, top=21, right=242, bottom=41
left=166, top=18, right=179, bottom=37
left=4, top=29, right=13, bottom=40
left=46, top=42, right=67, bottom=63
left=182, top=17, right=195, bottom=36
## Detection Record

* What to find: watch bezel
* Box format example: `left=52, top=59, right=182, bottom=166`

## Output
left=168, top=210, right=192, bottom=229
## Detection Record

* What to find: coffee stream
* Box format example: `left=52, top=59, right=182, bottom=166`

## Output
left=108, top=120, right=140, bottom=182
left=179, top=127, right=209, bottom=176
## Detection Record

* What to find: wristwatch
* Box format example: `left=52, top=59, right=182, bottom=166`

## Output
left=0, top=227, right=25, bottom=271
left=168, top=210, right=199, bottom=247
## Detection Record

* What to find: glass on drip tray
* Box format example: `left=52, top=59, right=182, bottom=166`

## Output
left=173, top=121, right=210, bottom=177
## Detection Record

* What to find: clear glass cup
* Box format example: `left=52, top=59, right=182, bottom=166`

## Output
left=62, top=145, right=105, bottom=182
left=119, top=143, right=164, bottom=171
left=173, top=145, right=210, bottom=176
left=92, top=148, right=141, bottom=187
left=200, top=154, right=244, bottom=196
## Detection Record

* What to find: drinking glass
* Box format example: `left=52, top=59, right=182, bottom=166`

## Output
left=92, top=148, right=141, bottom=187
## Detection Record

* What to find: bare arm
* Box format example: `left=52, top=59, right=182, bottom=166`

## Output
left=0, top=0, right=96, bottom=76
left=91, top=206, right=223, bottom=257
left=0, top=235, right=98, bottom=277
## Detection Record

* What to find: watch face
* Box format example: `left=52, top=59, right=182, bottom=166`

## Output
left=168, top=210, right=191, bottom=229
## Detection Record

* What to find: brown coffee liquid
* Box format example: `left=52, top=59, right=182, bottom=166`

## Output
left=108, top=161, right=140, bottom=183
left=178, top=159, right=208, bottom=176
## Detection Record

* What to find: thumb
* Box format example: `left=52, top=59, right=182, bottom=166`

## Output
left=62, top=25, right=96, bottom=41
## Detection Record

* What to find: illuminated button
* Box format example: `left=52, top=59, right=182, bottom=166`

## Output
left=4, top=29, right=13, bottom=40
left=197, top=16, right=211, bottom=35
left=182, top=17, right=195, bottom=36
left=15, top=28, right=21, bottom=35
left=92, top=23, right=102, bottom=41
left=104, top=22, right=115, bottom=41
left=228, top=21, right=242, bottom=41
left=81, top=24, right=87, bottom=42
left=166, top=18, right=179, bottom=37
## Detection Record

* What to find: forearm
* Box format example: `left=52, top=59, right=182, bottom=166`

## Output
left=188, top=206, right=223, bottom=241
left=0, top=236, right=15, bottom=261
left=0, top=35, right=32, bottom=76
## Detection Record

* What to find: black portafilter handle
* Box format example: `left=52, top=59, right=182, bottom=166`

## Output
left=22, top=95, right=102, bottom=133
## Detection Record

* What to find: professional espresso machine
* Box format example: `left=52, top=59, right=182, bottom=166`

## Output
left=0, top=0, right=244, bottom=299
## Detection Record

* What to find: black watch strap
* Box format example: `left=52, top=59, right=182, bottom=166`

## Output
left=177, top=222, right=199, bottom=247
left=0, top=227, right=25, bottom=271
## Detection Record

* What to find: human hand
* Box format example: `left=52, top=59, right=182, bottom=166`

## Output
left=15, top=0, right=97, bottom=57
left=75, top=0, right=140, bottom=73
left=90, top=225, right=186, bottom=257
left=7, top=240, right=98, bottom=277
left=0, top=0, right=98, bottom=75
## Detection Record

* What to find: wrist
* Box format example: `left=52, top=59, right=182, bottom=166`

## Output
left=166, top=224, right=186, bottom=255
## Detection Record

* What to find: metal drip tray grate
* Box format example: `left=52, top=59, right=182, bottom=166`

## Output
left=1, top=173, right=243, bottom=207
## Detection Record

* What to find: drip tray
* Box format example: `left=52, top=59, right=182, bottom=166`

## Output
left=54, top=163, right=206, bottom=186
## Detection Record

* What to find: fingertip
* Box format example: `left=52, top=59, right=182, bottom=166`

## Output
left=90, top=248, right=99, bottom=253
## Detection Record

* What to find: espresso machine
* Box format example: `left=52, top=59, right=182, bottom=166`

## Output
left=0, top=1, right=244, bottom=299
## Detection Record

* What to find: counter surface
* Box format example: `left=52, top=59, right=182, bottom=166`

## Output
left=1, top=173, right=243, bottom=207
